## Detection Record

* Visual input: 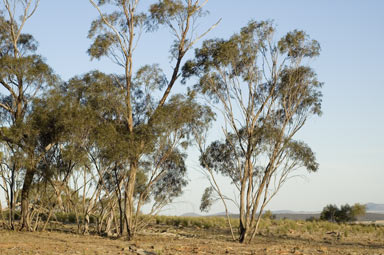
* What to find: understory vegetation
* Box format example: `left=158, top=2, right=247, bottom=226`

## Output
left=2, top=210, right=382, bottom=238
left=2, top=214, right=384, bottom=240
left=153, top=215, right=384, bottom=237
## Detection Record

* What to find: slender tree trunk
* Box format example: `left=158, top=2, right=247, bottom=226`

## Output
left=96, top=203, right=105, bottom=234
left=115, top=177, right=125, bottom=236
left=96, top=217, right=101, bottom=234
left=82, top=168, right=87, bottom=233
left=239, top=192, right=248, bottom=242
left=239, top=220, right=249, bottom=243
left=105, top=212, right=114, bottom=237
left=33, top=211, right=40, bottom=231
left=113, top=166, right=125, bottom=236
left=42, top=205, right=55, bottom=232
left=0, top=199, right=4, bottom=227
left=239, top=168, right=249, bottom=243
left=249, top=202, right=267, bottom=242
left=240, top=154, right=254, bottom=243
left=1, top=174, right=10, bottom=229
left=84, top=214, right=90, bottom=234
left=117, top=196, right=124, bottom=235
left=20, top=167, right=35, bottom=231
left=113, top=209, right=119, bottom=236
left=9, top=163, right=16, bottom=230
left=124, top=160, right=138, bottom=240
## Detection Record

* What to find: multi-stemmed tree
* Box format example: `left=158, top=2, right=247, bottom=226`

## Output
left=183, top=20, right=323, bottom=243
left=85, top=0, right=217, bottom=239
left=0, top=0, right=216, bottom=237
left=0, top=0, right=57, bottom=230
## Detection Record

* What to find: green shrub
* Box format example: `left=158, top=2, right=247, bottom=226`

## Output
left=68, top=212, right=77, bottom=224
left=262, top=210, right=276, bottom=220
left=55, top=212, right=68, bottom=223
left=306, top=216, right=318, bottom=222
left=320, top=203, right=366, bottom=223
left=89, top=215, right=96, bottom=224
left=1, top=210, right=21, bottom=220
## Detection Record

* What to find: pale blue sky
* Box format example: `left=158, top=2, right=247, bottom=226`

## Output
left=5, top=0, right=384, bottom=214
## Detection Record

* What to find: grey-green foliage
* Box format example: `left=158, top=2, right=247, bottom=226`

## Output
left=185, top=19, right=322, bottom=179
left=0, top=6, right=58, bottom=230
left=58, top=70, right=214, bottom=207
left=200, top=187, right=213, bottom=213
left=148, top=0, right=208, bottom=58
left=88, top=0, right=202, bottom=61
left=320, top=204, right=339, bottom=222
left=0, top=15, right=56, bottom=126
left=183, top=20, right=322, bottom=243
left=139, top=93, right=214, bottom=204
left=149, top=0, right=188, bottom=26
left=150, top=149, right=188, bottom=204
left=200, top=127, right=318, bottom=186
left=86, top=0, right=216, bottom=238
left=0, top=10, right=57, bottom=176
left=28, top=88, right=93, bottom=181
left=351, top=203, right=366, bottom=219
left=278, top=29, right=320, bottom=59
left=87, top=0, right=147, bottom=60
left=183, top=20, right=322, bottom=115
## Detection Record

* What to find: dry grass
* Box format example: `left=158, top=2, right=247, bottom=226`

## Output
left=0, top=217, right=384, bottom=255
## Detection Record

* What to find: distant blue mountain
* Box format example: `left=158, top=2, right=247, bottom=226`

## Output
left=272, top=210, right=320, bottom=214
left=180, top=212, right=201, bottom=217
left=366, top=203, right=384, bottom=213
left=179, top=203, right=384, bottom=218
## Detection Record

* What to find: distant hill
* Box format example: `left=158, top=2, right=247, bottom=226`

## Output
left=366, top=203, right=384, bottom=213
left=274, top=212, right=384, bottom=221
left=357, top=213, right=384, bottom=221
left=210, top=212, right=236, bottom=217
left=273, top=210, right=320, bottom=214
left=180, top=212, right=201, bottom=217
left=273, top=213, right=319, bottom=221
left=272, top=205, right=384, bottom=221
left=180, top=203, right=384, bottom=220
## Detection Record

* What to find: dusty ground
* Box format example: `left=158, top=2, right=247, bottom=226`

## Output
left=1, top=225, right=384, bottom=255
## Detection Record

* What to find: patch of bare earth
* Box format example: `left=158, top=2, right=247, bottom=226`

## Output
left=0, top=227, right=383, bottom=255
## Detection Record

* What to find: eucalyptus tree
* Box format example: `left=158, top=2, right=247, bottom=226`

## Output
left=30, top=86, right=94, bottom=232
left=183, top=20, right=322, bottom=243
left=14, top=83, right=85, bottom=230
left=0, top=0, right=56, bottom=230
left=61, top=71, right=128, bottom=235
left=87, top=0, right=217, bottom=239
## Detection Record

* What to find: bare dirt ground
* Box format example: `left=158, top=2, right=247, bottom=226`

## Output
left=1, top=224, right=384, bottom=255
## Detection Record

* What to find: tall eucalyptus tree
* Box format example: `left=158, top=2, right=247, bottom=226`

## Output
left=0, top=0, right=56, bottom=230
left=85, top=0, right=218, bottom=237
left=183, top=20, right=323, bottom=243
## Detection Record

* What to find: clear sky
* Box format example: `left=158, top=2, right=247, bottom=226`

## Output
left=3, top=0, right=384, bottom=215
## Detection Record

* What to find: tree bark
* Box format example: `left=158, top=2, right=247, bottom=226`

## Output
left=105, top=212, right=114, bottom=237
left=0, top=199, right=5, bottom=227
left=20, top=168, right=35, bottom=231
left=124, top=160, right=138, bottom=239
left=239, top=221, right=248, bottom=243
left=42, top=205, right=55, bottom=232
